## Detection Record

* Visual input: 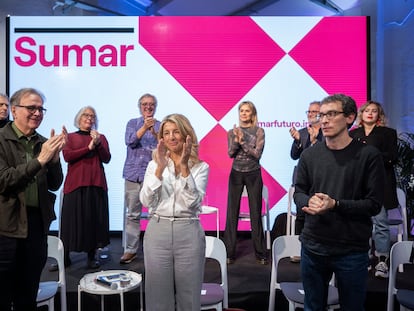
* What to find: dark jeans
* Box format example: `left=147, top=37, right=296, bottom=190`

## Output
left=301, top=245, right=369, bottom=311
left=0, top=209, right=47, bottom=311
left=223, top=168, right=266, bottom=259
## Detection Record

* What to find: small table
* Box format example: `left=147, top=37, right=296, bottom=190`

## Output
left=78, top=270, right=143, bottom=311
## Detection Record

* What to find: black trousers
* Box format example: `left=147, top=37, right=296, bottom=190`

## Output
left=0, top=208, right=47, bottom=311
left=223, top=168, right=266, bottom=259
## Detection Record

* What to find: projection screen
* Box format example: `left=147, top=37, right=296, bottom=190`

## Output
left=6, top=16, right=369, bottom=231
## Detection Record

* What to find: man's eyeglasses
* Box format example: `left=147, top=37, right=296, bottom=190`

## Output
left=141, top=102, right=155, bottom=107
left=15, top=105, right=47, bottom=114
left=316, top=110, right=345, bottom=121
left=306, top=110, right=319, bottom=115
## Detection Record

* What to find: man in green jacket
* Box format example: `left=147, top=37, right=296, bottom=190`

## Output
left=0, top=88, right=67, bottom=311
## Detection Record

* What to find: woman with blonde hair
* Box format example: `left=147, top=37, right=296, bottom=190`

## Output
left=223, top=100, right=267, bottom=265
left=140, top=113, right=209, bottom=311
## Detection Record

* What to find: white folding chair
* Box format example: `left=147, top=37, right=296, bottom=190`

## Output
left=201, top=205, right=220, bottom=238
left=397, top=290, right=414, bottom=311
left=286, top=185, right=296, bottom=236
left=387, top=240, right=414, bottom=311
left=201, top=236, right=228, bottom=311
left=268, top=235, right=339, bottom=311
left=37, top=235, right=67, bottom=311
left=58, top=188, right=64, bottom=239
left=239, top=185, right=271, bottom=249
left=389, top=188, right=408, bottom=243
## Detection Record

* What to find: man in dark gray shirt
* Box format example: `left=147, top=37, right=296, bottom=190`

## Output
left=294, top=94, right=384, bottom=311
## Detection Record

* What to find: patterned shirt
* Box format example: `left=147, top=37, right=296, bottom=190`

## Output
left=122, top=117, right=160, bottom=183
left=227, top=126, right=265, bottom=172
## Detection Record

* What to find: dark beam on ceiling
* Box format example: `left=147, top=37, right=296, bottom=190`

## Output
left=309, top=0, right=343, bottom=14
left=69, top=0, right=150, bottom=15
left=72, top=0, right=126, bottom=15
left=230, top=0, right=281, bottom=16
left=146, top=0, right=174, bottom=16
left=123, top=0, right=150, bottom=14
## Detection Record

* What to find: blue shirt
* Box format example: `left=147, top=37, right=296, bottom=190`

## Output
left=122, top=117, right=160, bottom=183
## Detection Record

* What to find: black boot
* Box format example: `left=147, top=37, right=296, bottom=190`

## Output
left=87, top=249, right=100, bottom=269
left=64, top=251, right=72, bottom=268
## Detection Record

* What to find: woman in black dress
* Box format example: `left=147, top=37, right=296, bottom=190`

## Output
left=350, top=100, right=398, bottom=278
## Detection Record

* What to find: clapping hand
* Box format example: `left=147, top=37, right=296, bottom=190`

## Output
left=89, top=130, right=101, bottom=150
left=144, top=117, right=156, bottom=131
left=178, top=135, right=192, bottom=178
left=233, top=125, right=244, bottom=144
left=154, top=139, right=169, bottom=179
left=180, top=135, right=192, bottom=164
left=289, top=126, right=300, bottom=141
left=307, top=125, right=317, bottom=145
left=38, top=126, right=67, bottom=166
left=52, top=126, right=68, bottom=162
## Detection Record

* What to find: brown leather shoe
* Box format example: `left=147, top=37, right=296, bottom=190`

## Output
left=120, top=253, right=137, bottom=264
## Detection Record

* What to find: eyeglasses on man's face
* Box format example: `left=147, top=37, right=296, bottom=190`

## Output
left=306, top=110, right=319, bottom=115
left=141, top=102, right=155, bottom=108
left=15, top=104, right=47, bottom=114
left=316, top=110, right=345, bottom=121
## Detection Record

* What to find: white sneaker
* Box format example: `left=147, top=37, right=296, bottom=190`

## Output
left=374, top=261, right=389, bottom=278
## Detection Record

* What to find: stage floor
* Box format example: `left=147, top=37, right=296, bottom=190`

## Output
left=40, top=232, right=396, bottom=311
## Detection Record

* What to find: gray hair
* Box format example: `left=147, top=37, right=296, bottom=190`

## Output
left=138, top=93, right=157, bottom=109
left=309, top=100, right=320, bottom=107
left=10, top=88, right=45, bottom=106
left=0, top=93, right=9, bottom=102
left=73, top=106, right=98, bottom=130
